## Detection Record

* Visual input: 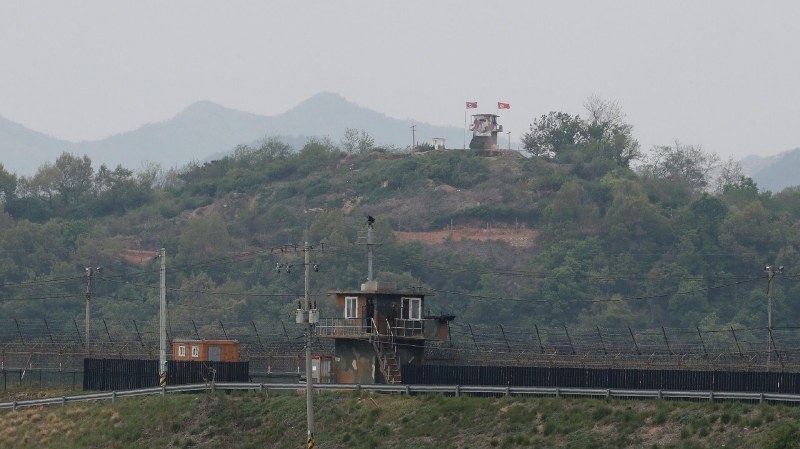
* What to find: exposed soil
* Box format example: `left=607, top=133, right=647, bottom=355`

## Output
left=124, top=250, right=159, bottom=266
left=394, top=226, right=537, bottom=247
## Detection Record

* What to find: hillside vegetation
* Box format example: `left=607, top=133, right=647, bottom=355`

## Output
left=1, top=98, right=800, bottom=335
left=3, top=388, right=800, bottom=448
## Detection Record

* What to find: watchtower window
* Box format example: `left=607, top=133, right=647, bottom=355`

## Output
left=402, top=297, right=422, bottom=320
left=345, top=296, right=358, bottom=319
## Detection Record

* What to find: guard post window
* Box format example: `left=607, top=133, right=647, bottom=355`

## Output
left=345, top=296, right=358, bottom=319
left=191, top=346, right=199, bottom=358
left=178, top=346, right=186, bottom=357
left=402, top=297, right=422, bottom=320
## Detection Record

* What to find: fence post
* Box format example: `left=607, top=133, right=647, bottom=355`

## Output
left=61, top=396, right=66, bottom=408
left=455, top=385, right=460, bottom=397
left=564, top=326, right=576, bottom=355
left=629, top=327, right=641, bottom=355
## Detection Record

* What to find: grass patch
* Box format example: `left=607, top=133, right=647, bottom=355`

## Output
left=2, top=390, right=800, bottom=448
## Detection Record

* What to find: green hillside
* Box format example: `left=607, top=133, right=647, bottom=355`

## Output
left=2, top=388, right=800, bottom=448
left=2, top=101, right=800, bottom=335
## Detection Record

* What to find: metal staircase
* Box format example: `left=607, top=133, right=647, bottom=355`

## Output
left=371, top=319, right=401, bottom=384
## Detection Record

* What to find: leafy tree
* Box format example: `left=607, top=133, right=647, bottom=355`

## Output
left=547, top=181, right=599, bottom=233
left=639, top=141, right=720, bottom=192
left=668, top=281, right=710, bottom=327
left=178, top=213, right=232, bottom=262
left=53, top=152, right=94, bottom=206
left=583, top=95, right=641, bottom=166
left=713, top=156, right=744, bottom=195
left=0, top=163, right=16, bottom=203
left=340, top=128, right=374, bottom=154
left=17, top=162, right=61, bottom=209
left=357, top=130, right=375, bottom=154
left=340, top=128, right=360, bottom=154
left=521, top=111, right=584, bottom=157
left=722, top=176, right=766, bottom=208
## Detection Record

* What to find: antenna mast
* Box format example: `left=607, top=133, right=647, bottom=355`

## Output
left=360, top=216, right=381, bottom=282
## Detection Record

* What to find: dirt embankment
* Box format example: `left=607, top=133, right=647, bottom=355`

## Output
left=124, top=250, right=160, bottom=265
left=395, top=226, right=537, bottom=247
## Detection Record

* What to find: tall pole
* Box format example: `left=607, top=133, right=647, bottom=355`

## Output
left=463, top=110, right=467, bottom=150
left=507, top=131, right=511, bottom=151
left=85, top=268, right=93, bottom=358
left=304, top=234, right=315, bottom=447
left=159, top=248, right=167, bottom=384
left=410, top=125, right=416, bottom=151
left=367, top=224, right=374, bottom=282
left=765, top=265, right=783, bottom=370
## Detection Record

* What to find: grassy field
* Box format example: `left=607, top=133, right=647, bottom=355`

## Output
left=2, top=386, right=800, bottom=448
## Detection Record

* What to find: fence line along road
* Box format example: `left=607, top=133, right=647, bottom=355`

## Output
left=3, top=382, right=800, bottom=412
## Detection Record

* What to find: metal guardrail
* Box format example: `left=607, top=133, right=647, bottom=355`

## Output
left=3, top=382, right=800, bottom=411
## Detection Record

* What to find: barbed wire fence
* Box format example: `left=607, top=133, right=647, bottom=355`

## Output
left=2, top=319, right=799, bottom=374
left=428, top=323, right=800, bottom=372
left=0, top=318, right=332, bottom=375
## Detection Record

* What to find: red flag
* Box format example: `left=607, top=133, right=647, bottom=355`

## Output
left=466, top=102, right=477, bottom=109
left=498, top=102, right=510, bottom=109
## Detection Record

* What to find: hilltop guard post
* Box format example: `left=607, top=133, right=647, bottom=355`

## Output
left=469, top=113, right=503, bottom=150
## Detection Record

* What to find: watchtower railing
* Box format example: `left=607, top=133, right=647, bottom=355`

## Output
left=316, top=318, right=373, bottom=338
left=316, top=317, right=431, bottom=339
left=393, top=319, right=424, bottom=338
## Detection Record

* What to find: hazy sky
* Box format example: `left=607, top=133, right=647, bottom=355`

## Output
left=1, top=1, right=798, bottom=159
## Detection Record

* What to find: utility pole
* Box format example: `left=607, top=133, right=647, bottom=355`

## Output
left=159, top=248, right=167, bottom=386
left=410, top=125, right=416, bottom=151
left=304, top=233, right=314, bottom=447
left=84, top=267, right=100, bottom=358
left=282, top=231, right=320, bottom=448
left=506, top=131, right=511, bottom=151
left=765, top=265, right=783, bottom=370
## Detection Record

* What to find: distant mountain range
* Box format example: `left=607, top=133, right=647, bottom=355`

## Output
left=0, top=93, right=481, bottom=175
left=739, top=147, right=800, bottom=193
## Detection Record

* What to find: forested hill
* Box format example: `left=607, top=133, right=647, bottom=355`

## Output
left=1, top=105, right=800, bottom=336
